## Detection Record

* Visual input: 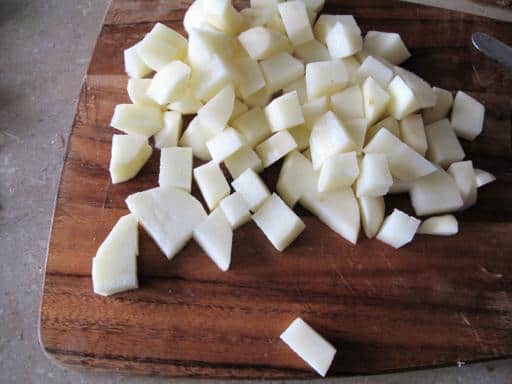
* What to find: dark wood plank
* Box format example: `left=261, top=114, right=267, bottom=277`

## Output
left=40, top=0, right=512, bottom=378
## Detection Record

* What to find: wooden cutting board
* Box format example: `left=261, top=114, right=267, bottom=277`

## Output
left=40, top=0, right=512, bottom=379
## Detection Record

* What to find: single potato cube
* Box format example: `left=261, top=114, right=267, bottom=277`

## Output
left=198, top=84, right=235, bottom=134
left=206, top=127, right=245, bottom=163
left=265, top=91, right=305, bottom=132
left=447, top=160, right=477, bottom=209
left=233, top=56, right=266, bottom=99
left=184, top=0, right=208, bottom=34
left=358, top=196, right=385, bottom=239
left=154, top=111, right=183, bottom=149
left=365, top=116, right=400, bottom=144
left=306, top=59, right=348, bottom=99
left=111, top=104, right=163, bottom=137
left=202, top=0, right=243, bottom=35
left=232, top=168, right=271, bottom=211
left=225, top=146, right=264, bottom=179
left=159, top=147, right=193, bottom=192
left=425, top=119, right=465, bottom=168
left=147, top=61, right=191, bottom=105
left=330, top=85, right=364, bottom=121
left=344, top=118, right=369, bottom=154
left=293, top=39, right=331, bottom=64
left=109, top=134, right=152, bottom=184
left=393, top=67, right=436, bottom=109
left=253, top=193, right=306, bottom=251
left=124, top=42, right=152, bottom=78
left=377, top=209, right=420, bottom=249
left=191, top=55, right=233, bottom=102
left=302, top=96, right=330, bottom=130
left=422, top=87, right=453, bottom=124
left=278, top=1, right=314, bottom=46
left=256, top=130, right=298, bottom=167
left=232, top=107, right=272, bottom=147
left=238, top=26, right=292, bottom=60
left=280, top=318, right=336, bottom=377
left=187, top=26, right=233, bottom=71
left=325, top=21, right=362, bottom=58
left=314, top=14, right=361, bottom=44
left=417, top=215, right=458, bottom=236
left=356, top=56, right=393, bottom=88
left=260, top=52, right=305, bottom=93
left=283, top=77, right=308, bottom=105
left=387, top=75, right=421, bottom=120
left=179, top=116, right=215, bottom=161
left=400, top=114, right=427, bottom=156
left=193, top=208, right=233, bottom=272
left=474, top=168, right=496, bottom=188
left=355, top=153, right=392, bottom=197
left=193, top=161, right=231, bottom=211
left=362, top=76, right=390, bottom=125
left=363, top=31, right=411, bottom=65
left=219, top=192, right=252, bottom=229
left=318, top=151, right=359, bottom=192
left=127, top=78, right=159, bottom=107
left=277, top=150, right=318, bottom=207
left=168, top=88, right=204, bottom=115
left=451, top=91, right=485, bottom=141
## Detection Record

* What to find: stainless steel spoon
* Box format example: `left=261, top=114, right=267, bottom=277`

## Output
left=472, top=32, right=512, bottom=71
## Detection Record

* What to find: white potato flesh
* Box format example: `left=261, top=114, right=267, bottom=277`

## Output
left=220, top=192, right=252, bottom=229
left=230, top=99, right=249, bottom=122
left=159, top=147, right=193, bottom=192
left=238, top=26, right=292, bottom=60
left=278, top=1, right=314, bottom=46
left=154, top=111, right=183, bottom=149
left=288, top=124, right=311, bottom=151
left=363, top=31, right=411, bottom=65
left=393, top=67, right=436, bottom=109
left=409, top=169, right=464, bottom=216
left=283, top=77, right=308, bottom=105
left=343, top=56, right=361, bottom=85
left=265, top=10, right=287, bottom=34
left=355, top=153, right=392, bottom=197
left=447, top=160, right=477, bottom=209
left=193, top=161, right=231, bottom=211
left=109, top=134, right=152, bottom=184
left=318, top=151, right=359, bottom=192
left=422, top=87, right=453, bottom=124
left=111, top=104, right=163, bottom=137
left=256, top=130, right=298, bottom=167
left=314, top=14, right=361, bottom=44
left=241, top=7, right=273, bottom=29
left=302, top=96, right=330, bottom=130
left=325, top=21, right=362, bottom=58
left=193, top=208, right=233, bottom=271
left=147, top=61, right=191, bottom=105
left=301, top=187, right=360, bottom=244
left=417, top=215, right=458, bottom=236
left=260, top=52, right=305, bottom=93
left=310, top=111, right=356, bottom=170
left=187, top=27, right=233, bottom=71
left=251, top=0, right=283, bottom=8
left=474, top=168, right=496, bottom=188
left=179, top=116, right=215, bottom=161
left=358, top=196, right=385, bottom=238
left=424, top=119, right=465, bottom=168
left=198, top=84, right=235, bottom=134
left=362, top=76, right=390, bottom=125
left=451, top=91, right=485, bottom=141
left=365, top=116, right=400, bottom=144
left=277, top=150, right=318, bottom=207
left=184, top=0, right=208, bottom=34
left=252, top=193, right=306, bottom=251
left=280, top=318, right=336, bottom=377
left=330, top=85, right=364, bottom=121
left=92, top=214, right=139, bottom=296
left=377, top=209, right=420, bottom=249
left=232, top=56, right=266, bottom=99
left=124, top=42, right=152, bottom=79
left=232, top=107, right=272, bottom=146
left=168, top=88, right=203, bottom=115
left=294, top=39, right=331, bottom=64
left=202, top=0, right=243, bottom=35
left=265, top=91, right=305, bottom=132
left=126, top=187, right=207, bottom=259
left=206, top=127, right=246, bottom=163
left=127, top=78, right=159, bottom=107
left=356, top=56, right=393, bottom=88
left=387, top=75, right=421, bottom=120
left=136, top=23, right=188, bottom=71
left=399, top=114, right=427, bottom=156
left=344, top=118, right=368, bottom=154
left=232, top=168, right=271, bottom=211
left=306, top=59, right=348, bottom=99
left=243, top=85, right=273, bottom=108
left=190, top=56, right=233, bottom=103
left=225, top=146, right=264, bottom=179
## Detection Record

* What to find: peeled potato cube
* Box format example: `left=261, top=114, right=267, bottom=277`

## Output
left=136, top=23, right=188, bottom=71
left=278, top=1, right=314, bottom=46
left=92, top=214, right=139, bottom=296
left=318, top=151, right=359, bottom=192
left=154, top=111, right=183, bottom=149
left=238, top=26, right=292, bottom=60
left=356, top=153, right=392, bottom=197
left=243, top=85, right=273, bottom=108
left=256, top=130, right=298, bottom=167
left=219, top=192, right=251, bottom=229
left=387, top=75, right=421, bottom=120
left=409, top=169, right=464, bottom=216
left=260, top=52, right=305, bottom=93
left=198, top=84, right=235, bottom=134
left=330, top=85, right=364, bottom=121
left=124, top=42, right=152, bottom=79
left=425, top=119, right=465, bottom=168
left=399, top=114, right=427, bottom=156
left=187, top=26, right=232, bottom=71
left=310, top=111, right=356, bottom=170
left=147, top=61, right=191, bottom=105
left=325, top=21, right=362, bottom=58
left=293, top=39, right=331, bottom=64
left=474, top=168, right=496, bottom=188
left=179, top=116, right=215, bottom=161
left=225, top=146, right=264, bottom=179
left=283, top=77, right=308, bottom=105
left=232, top=56, right=266, bottom=99
left=159, top=147, right=193, bottom=192
left=232, top=168, right=271, bottom=211
left=252, top=193, right=306, bottom=251
left=191, top=55, right=234, bottom=102
left=288, top=124, right=311, bottom=151
left=168, top=88, right=204, bottom=115
left=184, top=0, right=208, bottom=34
left=206, top=127, right=246, bottom=163
left=358, top=196, right=385, bottom=239
left=363, top=31, right=411, bottom=65
left=277, top=150, right=318, bottom=207
left=194, top=161, right=231, bottom=211
left=265, top=91, right=305, bottom=132
left=194, top=208, right=233, bottom=271
left=447, top=160, right=477, bottom=209
left=126, top=187, right=207, bottom=259
left=451, top=91, right=485, bottom=141
left=356, top=56, right=393, bottom=88
left=417, top=215, right=458, bottom=236
left=314, top=14, right=361, bottom=44
left=109, top=134, right=152, bottom=184
left=365, top=116, right=400, bottom=144
left=422, top=87, right=453, bottom=124
left=393, top=67, right=436, bottom=109
left=202, top=0, right=243, bottom=35
left=232, top=107, right=272, bottom=147
left=306, top=59, right=348, bottom=99
left=302, top=96, right=330, bottom=130
left=377, top=209, right=420, bottom=249
left=362, top=76, right=390, bottom=125
left=111, top=104, right=163, bottom=137
left=127, top=78, right=159, bottom=107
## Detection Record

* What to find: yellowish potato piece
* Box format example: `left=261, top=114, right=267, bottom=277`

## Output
left=265, top=91, right=305, bottom=132
left=400, top=114, right=427, bottom=156
left=355, top=153, right=392, bottom=197
left=277, top=150, right=318, bottom=207
left=260, top=52, right=304, bottom=93
left=124, top=42, right=152, bottom=79
left=238, top=26, right=292, bottom=60
left=423, top=87, right=453, bottom=125
left=377, top=209, right=420, bottom=249
left=387, top=75, right=421, bottom=120
left=206, top=127, right=246, bottom=163
left=194, top=160, right=231, bottom=211
left=168, top=88, right=204, bottom=115
left=232, top=168, right=271, bottom=211
left=110, top=134, right=152, bottom=184
left=278, top=1, right=314, bottom=46
left=325, top=21, right=362, bottom=58
left=232, top=107, right=272, bottom=147
left=233, top=56, right=266, bottom=99
left=159, top=147, right=193, bottom=192
left=293, top=39, right=330, bottom=64
left=154, top=111, right=183, bottom=149
left=358, top=196, right=385, bottom=238
left=224, top=146, right=264, bottom=179
left=256, top=130, right=298, bottom=168
left=111, top=104, right=163, bottom=137
left=474, top=168, right=496, bottom=188
left=365, top=116, right=400, bottom=144
left=147, top=61, right=191, bottom=105
left=127, top=78, right=159, bottom=108
left=363, top=31, right=410, bottom=65
left=198, top=84, right=235, bottom=134
left=447, top=160, right=477, bottom=210
left=356, top=55, right=393, bottom=88
left=219, top=192, right=252, bottom=229
left=306, top=59, right=348, bottom=99
left=318, top=151, right=359, bottom=192
left=417, top=215, right=458, bottom=236
left=331, top=85, right=364, bottom=121
left=424, top=119, right=465, bottom=168
left=451, top=91, right=485, bottom=141
left=362, top=76, right=390, bottom=125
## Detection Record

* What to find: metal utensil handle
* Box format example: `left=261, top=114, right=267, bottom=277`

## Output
left=472, top=32, right=512, bottom=71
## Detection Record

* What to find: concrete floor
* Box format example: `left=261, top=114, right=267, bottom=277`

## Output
left=0, top=0, right=511, bottom=383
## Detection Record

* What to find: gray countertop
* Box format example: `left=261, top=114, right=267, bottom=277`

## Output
left=0, top=0, right=511, bottom=382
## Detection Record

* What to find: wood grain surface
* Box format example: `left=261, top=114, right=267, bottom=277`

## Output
left=40, top=0, right=512, bottom=379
